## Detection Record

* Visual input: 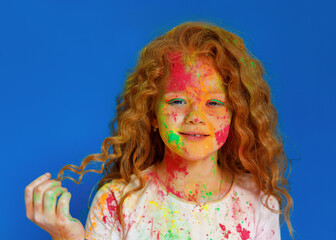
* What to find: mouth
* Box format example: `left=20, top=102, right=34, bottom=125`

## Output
left=179, top=132, right=210, bottom=137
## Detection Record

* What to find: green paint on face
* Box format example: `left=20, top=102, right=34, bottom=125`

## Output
left=251, top=61, right=256, bottom=68
left=166, top=131, right=181, bottom=150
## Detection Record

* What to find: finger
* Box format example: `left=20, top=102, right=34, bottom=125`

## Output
left=33, top=180, right=61, bottom=219
left=25, top=172, right=51, bottom=220
left=56, top=192, right=75, bottom=222
left=43, top=186, right=68, bottom=219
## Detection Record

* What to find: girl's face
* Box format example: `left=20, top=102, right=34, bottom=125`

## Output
left=153, top=55, right=232, bottom=161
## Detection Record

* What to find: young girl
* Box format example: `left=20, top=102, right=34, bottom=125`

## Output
left=25, top=21, right=294, bottom=240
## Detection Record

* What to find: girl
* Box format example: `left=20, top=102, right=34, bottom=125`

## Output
left=25, top=21, right=294, bottom=240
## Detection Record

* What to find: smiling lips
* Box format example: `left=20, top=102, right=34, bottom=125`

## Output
left=179, top=132, right=210, bottom=137
left=179, top=132, right=209, bottom=141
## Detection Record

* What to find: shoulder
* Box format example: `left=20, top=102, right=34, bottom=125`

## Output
left=233, top=174, right=281, bottom=239
left=95, top=165, right=155, bottom=204
left=95, top=178, right=125, bottom=200
left=233, top=173, right=260, bottom=201
left=233, top=173, right=279, bottom=206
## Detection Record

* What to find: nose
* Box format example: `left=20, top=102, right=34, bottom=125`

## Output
left=184, top=104, right=206, bottom=125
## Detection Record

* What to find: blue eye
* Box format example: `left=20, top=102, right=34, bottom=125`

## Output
left=167, top=99, right=225, bottom=106
left=168, top=99, right=186, bottom=105
left=208, top=100, right=225, bottom=106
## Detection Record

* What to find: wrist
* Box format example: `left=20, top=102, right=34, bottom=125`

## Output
left=51, top=236, right=84, bottom=240
left=52, top=238, right=84, bottom=240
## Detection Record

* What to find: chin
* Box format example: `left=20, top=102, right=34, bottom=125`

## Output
left=180, top=149, right=213, bottom=160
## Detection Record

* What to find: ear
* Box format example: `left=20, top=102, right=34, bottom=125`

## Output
left=151, top=115, right=158, bottom=129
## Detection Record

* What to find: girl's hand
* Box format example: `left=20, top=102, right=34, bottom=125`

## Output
left=25, top=172, right=85, bottom=240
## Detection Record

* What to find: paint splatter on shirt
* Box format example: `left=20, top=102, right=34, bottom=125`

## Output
left=84, top=165, right=280, bottom=240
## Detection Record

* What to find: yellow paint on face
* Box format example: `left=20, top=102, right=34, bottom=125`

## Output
left=155, top=56, right=232, bottom=161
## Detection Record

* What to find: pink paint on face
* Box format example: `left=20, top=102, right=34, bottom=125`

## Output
left=215, top=124, right=230, bottom=146
left=153, top=53, right=233, bottom=200
left=164, top=148, right=188, bottom=177
left=166, top=53, right=194, bottom=92
left=172, top=112, right=178, bottom=122
left=156, top=53, right=232, bottom=157
left=154, top=52, right=233, bottom=161
left=236, top=224, right=251, bottom=240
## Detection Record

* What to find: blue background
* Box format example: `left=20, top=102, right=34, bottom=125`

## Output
left=1, top=0, right=335, bottom=239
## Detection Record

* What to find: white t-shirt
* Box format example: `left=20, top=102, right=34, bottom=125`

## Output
left=84, top=165, right=281, bottom=240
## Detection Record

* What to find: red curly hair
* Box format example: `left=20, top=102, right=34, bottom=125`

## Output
left=56, top=21, right=294, bottom=239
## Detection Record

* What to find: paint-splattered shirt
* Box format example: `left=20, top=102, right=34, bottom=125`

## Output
left=84, top=165, right=281, bottom=240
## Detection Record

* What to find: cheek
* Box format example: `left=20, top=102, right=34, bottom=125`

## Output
left=157, top=105, right=177, bottom=126
left=214, top=124, right=230, bottom=146
left=163, top=111, right=178, bottom=122
left=214, top=111, right=231, bottom=146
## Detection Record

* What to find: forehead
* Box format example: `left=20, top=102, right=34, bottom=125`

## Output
left=163, top=55, right=225, bottom=95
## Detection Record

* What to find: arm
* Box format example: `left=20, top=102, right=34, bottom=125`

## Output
left=254, top=195, right=281, bottom=240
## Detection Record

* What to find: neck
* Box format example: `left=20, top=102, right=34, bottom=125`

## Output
left=154, top=148, right=231, bottom=203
